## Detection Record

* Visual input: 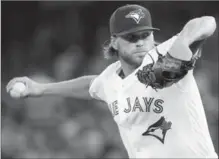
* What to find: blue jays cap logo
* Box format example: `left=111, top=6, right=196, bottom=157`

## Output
left=125, top=9, right=145, bottom=24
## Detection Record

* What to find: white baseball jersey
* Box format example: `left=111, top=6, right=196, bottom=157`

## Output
left=89, top=36, right=218, bottom=158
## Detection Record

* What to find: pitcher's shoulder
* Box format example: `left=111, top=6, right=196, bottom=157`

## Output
left=98, top=61, right=121, bottom=78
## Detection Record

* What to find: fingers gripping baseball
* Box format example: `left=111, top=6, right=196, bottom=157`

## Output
left=6, top=76, right=43, bottom=99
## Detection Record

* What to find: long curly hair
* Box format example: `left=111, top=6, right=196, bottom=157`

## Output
left=102, top=37, right=119, bottom=60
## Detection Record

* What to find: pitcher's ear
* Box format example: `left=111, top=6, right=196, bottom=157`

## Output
left=111, top=36, right=118, bottom=50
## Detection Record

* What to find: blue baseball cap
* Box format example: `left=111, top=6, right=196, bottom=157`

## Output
left=109, top=4, right=159, bottom=36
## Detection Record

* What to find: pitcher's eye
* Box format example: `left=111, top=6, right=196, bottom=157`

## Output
left=141, top=32, right=151, bottom=39
left=122, top=34, right=139, bottom=43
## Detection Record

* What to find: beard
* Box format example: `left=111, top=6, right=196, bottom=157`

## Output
left=119, top=51, right=145, bottom=68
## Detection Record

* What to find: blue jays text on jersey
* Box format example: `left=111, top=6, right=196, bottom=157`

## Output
left=108, top=96, right=164, bottom=117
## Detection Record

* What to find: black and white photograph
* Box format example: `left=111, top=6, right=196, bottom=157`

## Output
left=1, top=1, right=218, bottom=158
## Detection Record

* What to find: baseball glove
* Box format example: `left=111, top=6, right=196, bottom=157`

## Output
left=136, top=53, right=197, bottom=90
left=136, top=39, right=205, bottom=90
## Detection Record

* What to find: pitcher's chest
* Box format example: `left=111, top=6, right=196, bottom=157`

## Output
left=105, top=79, right=185, bottom=127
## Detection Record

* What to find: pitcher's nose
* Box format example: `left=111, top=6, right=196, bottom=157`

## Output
left=136, top=39, right=144, bottom=47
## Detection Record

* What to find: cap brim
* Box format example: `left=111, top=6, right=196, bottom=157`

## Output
left=114, top=26, right=160, bottom=36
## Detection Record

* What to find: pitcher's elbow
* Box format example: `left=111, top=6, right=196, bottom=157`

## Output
left=202, top=16, right=217, bottom=38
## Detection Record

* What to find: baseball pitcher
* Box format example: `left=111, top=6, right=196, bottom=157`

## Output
left=6, top=4, right=218, bottom=158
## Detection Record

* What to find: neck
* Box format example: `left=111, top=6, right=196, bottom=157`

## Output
left=119, top=59, right=138, bottom=78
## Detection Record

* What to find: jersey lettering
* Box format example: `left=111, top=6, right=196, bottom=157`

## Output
left=153, top=99, right=164, bottom=113
left=132, top=97, right=144, bottom=112
left=143, top=97, right=154, bottom=112
left=109, top=97, right=164, bottom=116
left=124, top=97, right=132, bottom=113
left=109, top=100, right=119, bottom=116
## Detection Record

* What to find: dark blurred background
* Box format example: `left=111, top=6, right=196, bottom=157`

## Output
left=1, top=1, right=218, bottom=158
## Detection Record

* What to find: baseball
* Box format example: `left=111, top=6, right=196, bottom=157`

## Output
left=10, top=82, right=26, bottom=98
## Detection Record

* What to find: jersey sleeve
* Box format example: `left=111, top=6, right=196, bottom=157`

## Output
left=89, top=74, right=106, bottom=101
left=89, top=61, right=120, bottom=102
left=175, top=39, right=205, bottom=91
left=156, top=35, right=178, bottom=56
left=141, top=35, right=178, bottom=66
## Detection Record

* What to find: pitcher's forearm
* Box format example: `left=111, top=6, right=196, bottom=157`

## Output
left=178, top=16, right=216, bottom=45
left=41, top=75, right=97, bottom=100
left=169, top=16, right=216, bottom=61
